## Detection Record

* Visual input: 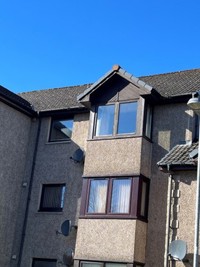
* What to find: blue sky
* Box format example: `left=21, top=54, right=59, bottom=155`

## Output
left=0, top=0, right=200, bottom=93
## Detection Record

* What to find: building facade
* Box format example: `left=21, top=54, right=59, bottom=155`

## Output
left=0, top=65, right=200, bottom=267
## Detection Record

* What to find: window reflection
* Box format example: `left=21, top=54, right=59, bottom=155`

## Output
left=95, top=105, right=115, bottom=136
left=49, top=119, right=73, bottom=142
left=117, top=102, right=137, bottom=134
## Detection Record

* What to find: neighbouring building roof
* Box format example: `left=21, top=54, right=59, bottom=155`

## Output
left=15, top=67, right=200, bottom=112
left=157, top=142, right=198, bottom=171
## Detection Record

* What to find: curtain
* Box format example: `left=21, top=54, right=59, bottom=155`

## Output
left=88, top=180, right=108, bottom=213
left=111, top=179, right=131, bottom=213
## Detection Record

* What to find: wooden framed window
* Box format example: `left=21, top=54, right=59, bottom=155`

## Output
left=94, top=101, right=138, bottom=137
left=80, top=176, right=149, bottom=220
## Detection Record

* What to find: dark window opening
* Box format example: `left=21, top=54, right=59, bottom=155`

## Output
left=39, top=184, right=66, bottom=212
left=49, top=118, right=73, bottom=142
left=32, top=258, right=57, bottom=267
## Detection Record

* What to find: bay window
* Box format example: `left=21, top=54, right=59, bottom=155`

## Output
left=80, top=176, right=149, bottom=220
left=94, top=101, right=138, bottom=137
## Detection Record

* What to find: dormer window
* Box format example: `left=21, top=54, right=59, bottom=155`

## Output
left=94, top=101, right=138, bottom=137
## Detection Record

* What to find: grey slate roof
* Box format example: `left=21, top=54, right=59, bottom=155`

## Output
left=18, top=84, right=91, bottom=112
left=140, top=68, right=200, bottom=97
left=157, top=142, right=198, bottom=169
left=17, top=67, right=200, bottom=112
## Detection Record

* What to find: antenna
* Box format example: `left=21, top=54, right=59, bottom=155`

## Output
left=70, top=148, right=85, bottom=163
left=168, top=240, right=187, bottom=261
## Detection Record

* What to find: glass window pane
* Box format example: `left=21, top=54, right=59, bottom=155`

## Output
left=88, top=180, right=108, bottom=213
left=106, top=264, right=127, bottom=267
left=50, top=119, right=73, bottom=141
left=145, top=104, right=152, bottom=138
left=40, top=184, right=66, bottom=212
left=95, top=105, right=115, bottom=136
left=117, top=102, right=137, bottom=134
left=82, top=263, right=103, bottom=267
left=140, top=181, right=147, bottom=217
left=111, top=179, right=131, bottom=213
left=32, top=259, right=57, bottom=267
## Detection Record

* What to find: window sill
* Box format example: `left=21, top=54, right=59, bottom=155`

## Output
left=36, top=211, right=64, bottom=215
left=46, top=140, right=72, bottom=145
left=79, top=214, right=148, bottom=222
left=88, top=135, right=144, bottom=141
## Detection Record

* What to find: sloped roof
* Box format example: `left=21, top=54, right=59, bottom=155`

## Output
left=141, top=68, right=200, bottom=97
left=0, top=85, right=34, bottom=115
left=157, top=142, right=198, bottom=171
left=17, top=67, right=200, bottom=112
left=78, top=65, right=153, bottom=103
left=18, top=84, right=91, bottom=112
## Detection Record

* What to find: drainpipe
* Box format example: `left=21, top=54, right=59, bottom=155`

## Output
left=164, top=164, right=173, bottom=267
left=17, top=116, right=41, bottom=267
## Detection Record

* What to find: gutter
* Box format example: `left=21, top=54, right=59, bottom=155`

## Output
left=17, top=116, right=41, bottom=267
left=164, top=165, right=173, bottom=267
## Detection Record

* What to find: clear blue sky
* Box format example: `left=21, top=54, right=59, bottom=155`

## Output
left=0, top=0, right=200, bottom=93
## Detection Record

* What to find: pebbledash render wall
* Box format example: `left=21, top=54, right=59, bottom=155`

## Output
left=0, top=101, right=36, bottom=267
left=19, top=113, right=90, bottom=267
left=1, top=66, right=200, bottom=267
left=145, top=103, right=195, bottom=267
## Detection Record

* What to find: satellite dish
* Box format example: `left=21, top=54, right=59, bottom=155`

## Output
left=168, top=240, right=187, bottom=260
left=61, top=220, right=71, bottom=237
left=70, top=148, right=85, bottom=163
left=63, top=248, right=74, bottom=266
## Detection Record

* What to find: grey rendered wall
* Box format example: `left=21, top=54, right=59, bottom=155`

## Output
left=145, top=103, right=194, bottom=267
left=0, top=101, right=34, bottom=267
left=75, top=96, right=150, bottom=264
left=20, top=113, right=89, bottom=267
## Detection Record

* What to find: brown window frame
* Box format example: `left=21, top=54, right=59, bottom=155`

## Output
left=80, top=261, right=145, bottom=267
left=80, top=175, right=149, bottom=220
left=93, top=101, right=138, bottom=138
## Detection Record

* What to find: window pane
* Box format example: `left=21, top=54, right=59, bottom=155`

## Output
left=88, top=180, right=108, bottom=213
left=106, top=264, right=127, bottom=267
left=32, top=259, right=57, bottom=267
left=145, top=104, right=152, bottom=138
left=117, top=102, right=137, bottom=134
left=50, top=119, right=73, bottom=141
left=140, top=181, right=147, bottom=217
left=40, top=184, right=66, bottom=212
left=111, top=179, right=131, bottom=213
left=82, top=263, right=103, bottom=267
left=95, top=105, right=115, bottom=136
